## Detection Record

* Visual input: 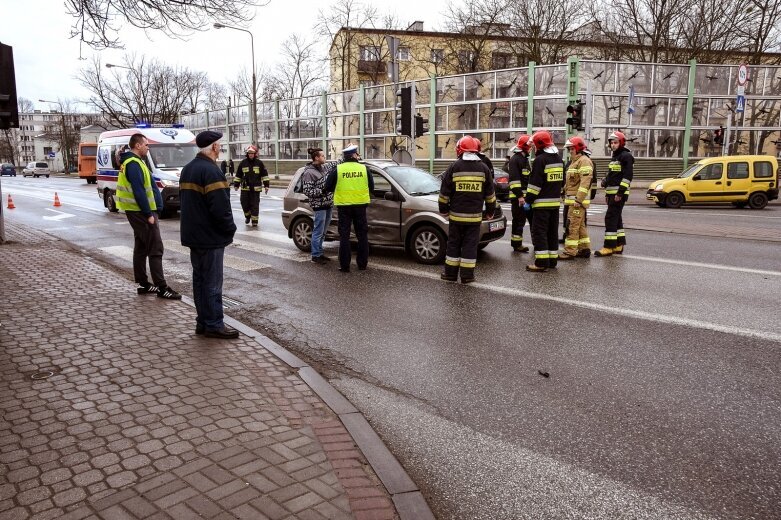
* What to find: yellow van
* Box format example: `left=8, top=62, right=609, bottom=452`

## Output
left=647, top=155, right=779, bottom=209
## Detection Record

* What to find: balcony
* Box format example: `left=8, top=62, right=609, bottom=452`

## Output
left=357, top=60, right=387, bottom=74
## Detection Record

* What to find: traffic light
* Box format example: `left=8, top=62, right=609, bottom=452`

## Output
left=713, top=126, right=724, bottom=145
left=566, top=101, right=586, bottom=132
left=395, top=86, right=412, bottom=136
left=414, top=113, right=428, bottom=138
left=0, top=43, right=19, bottom=130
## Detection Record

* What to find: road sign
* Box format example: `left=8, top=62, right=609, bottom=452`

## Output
left=736, top=95, right=745, bottom=113
left=737, top=64, right=749, bottom=86
left=47, top=152, right=56, bottom=159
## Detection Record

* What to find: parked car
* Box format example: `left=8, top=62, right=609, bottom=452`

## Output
left=646, top=155, right=779, bottom=209
left=282, top=160, right=507, bottom=264
left=493, top=169, right=510, bottom=202
left=0, top=163, right=16, bottom=176
left=22, top=162, right=50, bottom=178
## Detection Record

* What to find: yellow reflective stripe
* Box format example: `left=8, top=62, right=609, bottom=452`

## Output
left=449, top=214, right=483, bottom=223
left=605, top=188, right=619, bottom=194
left=564, top=199, right=576, bottom=205
left=180, top=182, right=205, bottom=194
left=564, top=239, right=579, bottom=247
left=445, top=256, right=460, bottom=266
left=577, top=187, right=589, bottom=193
left=534, top=251, right=548, bottom=258
left=452, top=176, right=485, bottom=182
left=508, top=181, right=522, bottom=188
left=205, top=181, right=230, bottom=193
left=485, top=195, right=496, bottom=203
left=509, top=193, right=518, bottom=199
left=438, top=196, right=450, bottom=203
left=527, top=184, right=541, bottom=194
left=460, top=259, right=476, bottom=268
left=578, top=238, right=591, bottom=244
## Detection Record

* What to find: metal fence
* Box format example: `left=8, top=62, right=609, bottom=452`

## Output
left=181, top=58, right=781, bottom=172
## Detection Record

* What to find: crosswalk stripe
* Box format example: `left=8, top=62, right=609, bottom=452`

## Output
left=162, top=240, right=272, bottom=271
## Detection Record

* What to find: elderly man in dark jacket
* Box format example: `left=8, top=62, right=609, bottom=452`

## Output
left=301, top=147, right=334, bottom=264
left=179, top=130, right=238, bottom=339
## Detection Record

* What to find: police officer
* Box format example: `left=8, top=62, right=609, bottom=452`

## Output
left=595, top=131, right=633, bottom=256
left=324, top=144, right=374, bottom=272
left=439, top=136, right=496, bottom=284
left=525, top=131, right=564, bottom=272
left=507, top=134, right=532, bottom=252
left=559, top=136, right=593, bottom=259
left=233, top=145, right=269, bottom=227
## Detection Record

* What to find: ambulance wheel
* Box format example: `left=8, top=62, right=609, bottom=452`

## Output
left=748, top=192, right=768, bottom=210
left=665, top=191, right=684, bottom=209
left=409, top=225, right=446, bottom=265
left=105, top=190, right=118, bottom=213
left=291, top=216, right=313, bottom=252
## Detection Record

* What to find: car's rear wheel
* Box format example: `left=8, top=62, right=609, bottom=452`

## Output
left=291, top=217, right=313, bottom=252
left=665, top=191, right=684, bottom=208
left=104, top=190, right=118, bottom=213
left=409, top=225, right=446, bottom=264
left=748, top=192, right=768, bottom=210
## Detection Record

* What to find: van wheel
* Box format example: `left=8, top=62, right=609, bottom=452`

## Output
left=105, top=190, right=119, bottom=213
left=655, top=202, right=665, bottom=207
left=291, top=217, right=313, bottom=252
left=748, top=192, right=768, bottom=210
left=665, top=191, right=684, bottom=208
left=409, top=225, right=446, bottom=264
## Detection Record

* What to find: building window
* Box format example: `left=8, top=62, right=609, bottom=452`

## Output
left=359, top=45, right=381, bottom=61
left=492, top=52, right=513, bottom=70
left=457, top=50, right=476, bottom=64
left=397, top=47, right=411, bottom=61
left=431, top=49, right=444, bottom=64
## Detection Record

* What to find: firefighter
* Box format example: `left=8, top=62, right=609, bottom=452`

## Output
left=233, top=145, right=270, bottom=227
left=558, top=136, right=593, bottom=259
left=439, top=136, right=496, bottom=284
left=595, top=131, right=633, bottom=256
left=507, top=134, right=533, bottom=252
left=525, top=131, right=564, bottom=272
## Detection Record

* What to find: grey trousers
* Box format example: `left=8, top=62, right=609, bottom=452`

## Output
left=126, top=211, right=166, bottom=287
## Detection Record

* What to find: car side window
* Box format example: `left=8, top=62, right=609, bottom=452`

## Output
left=698, top=164, right=723, bottom=180
left=371, top=171, right=392, bottom=197
left=754, top=161, right=774, bottom=178
left=727, top=162, right=749, bottom=179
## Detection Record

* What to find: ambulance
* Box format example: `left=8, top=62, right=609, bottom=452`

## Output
left=96, top=124, right=197, bottom=217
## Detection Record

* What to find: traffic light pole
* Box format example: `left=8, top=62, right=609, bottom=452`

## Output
left=410, top=84, right=416, bottom=164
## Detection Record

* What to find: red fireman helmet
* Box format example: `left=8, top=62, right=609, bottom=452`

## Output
left=565, top=136, right=588, bottom=154
left=516, top=134, right=532, bottom=153
left=531, top=131, right=553, bottom=150
left=456, top=135, right=481, bottom=156
left=245, top=145, right=258, bottom=155
left=607, top=131, right=626, bottom=147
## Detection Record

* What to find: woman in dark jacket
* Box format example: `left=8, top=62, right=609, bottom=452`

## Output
left=301, top=148, right=334, bottom=263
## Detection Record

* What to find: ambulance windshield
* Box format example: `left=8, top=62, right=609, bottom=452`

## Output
left=149, top=144, right=198, bottom=168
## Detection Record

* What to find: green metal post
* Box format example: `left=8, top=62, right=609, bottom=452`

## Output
left=566, top=56, right=580, bottom=140
left=682, top=59, right=697, bottom=169
left=429, top=75, right=437, bottom=173
left=273, top=99, right=280, bottom=179
left=321, top=92, right=328, bottom=154
left=526, top=62, right=535, bottom=135
left=359, top=85, right=365, bottom=156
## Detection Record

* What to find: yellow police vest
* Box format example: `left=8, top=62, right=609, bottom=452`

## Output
left=334, top=162, right=370, bottom=206
left=116, top=156, right=157, bottom=212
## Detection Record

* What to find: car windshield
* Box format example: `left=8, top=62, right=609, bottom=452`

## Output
left=148, top=144, right=198, bottom=168
left=677, top=163, right=703, bottom=178
left=383, top=166, right=441, bottom=195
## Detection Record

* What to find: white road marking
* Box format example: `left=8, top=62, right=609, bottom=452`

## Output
left=617, top=254, right=781, bottom=277
left=162, top=240, right=272, bottom=271
left=5, top=190, right=107, bottom=214
left=230, top=238, right=309, bottom=262
left=42, top=208, right=76, bottom=221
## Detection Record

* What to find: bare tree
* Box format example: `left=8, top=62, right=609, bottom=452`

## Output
left=80, top=55, right=214, bottom=126
left=272, top=34, right=327, bottom=105
left=505, top=0, right=588, bottom=64
left=65, top=0, right=262, bottom=50
left=440, top=0, right=512, bottom=74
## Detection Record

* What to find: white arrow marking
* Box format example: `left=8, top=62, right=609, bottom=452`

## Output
left=43, top=208, right=76, bottom=221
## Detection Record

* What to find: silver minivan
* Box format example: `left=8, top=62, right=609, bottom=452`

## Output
left=281, top=160, right=507, bottom=264
left=22, top=161, right=50, bottom=178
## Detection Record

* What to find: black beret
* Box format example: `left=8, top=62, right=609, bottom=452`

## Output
left=195, top=130, right=223, bottom=148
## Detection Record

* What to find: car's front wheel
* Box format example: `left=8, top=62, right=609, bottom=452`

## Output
left=408, top=225, right=447, bottom=264
left=665, top=191, right=684, bottom=208
left=291, top=217, right=313, bottom=252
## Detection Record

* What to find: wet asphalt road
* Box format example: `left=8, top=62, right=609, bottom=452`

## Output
left=2, top=176, right=780, bottom=519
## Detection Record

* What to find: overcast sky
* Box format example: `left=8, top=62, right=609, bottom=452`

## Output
left=2, top=0, right=447, bottom=112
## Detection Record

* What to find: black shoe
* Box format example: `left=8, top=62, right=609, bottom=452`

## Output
left=195, top=325, right=205, bottom=335
left=311, top=256, right=327, bottom=264
left=358, top=265, right=367, bottom=271
left=320, top=254, right=332, bottom=261
left=576, top=249, right=591, bottom=258
left=338, top=267, right=350, bottom=273
left=440, top=274, right=458, bottom=282
left=137, top=283, right=159, bottom=295
left=251, top=222, right=258, bottom=227
left=157, top=286, right=182, bottom=300
left=512, top=246, right=529, bottom=253
left=460, top=277, right=475, bottom=284
left=245, top=216, right=251, bottom=224
left=204, top=326, right=239, bottom=339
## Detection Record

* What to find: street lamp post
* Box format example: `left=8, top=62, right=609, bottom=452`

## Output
left=214, top=22, right=257, bottom=145
left=38, top=99, right=69, bottom=173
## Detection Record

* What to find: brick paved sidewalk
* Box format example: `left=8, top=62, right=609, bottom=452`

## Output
left=0, top=224, right=413, bottom=520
